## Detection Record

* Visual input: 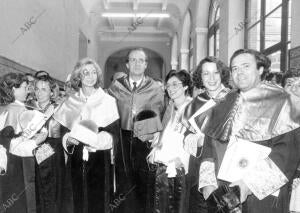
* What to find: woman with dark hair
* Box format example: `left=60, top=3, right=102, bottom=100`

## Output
left=32, top=71, right=67, bottom=213
left=183, top=56, right=231, bottom=213
left=147, top=69, right=194, bottom=213
left=53, top=58, right=120, bottom=213
left=0, top=72, right=48, bottom=213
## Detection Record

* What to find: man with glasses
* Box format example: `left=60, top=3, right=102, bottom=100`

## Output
left=108, top=48, right=165, bottom=213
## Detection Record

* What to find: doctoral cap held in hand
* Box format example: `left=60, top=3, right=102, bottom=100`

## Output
left=133, top=110, right=162, bottom=137
left=70, top=120, right=98, bottom=148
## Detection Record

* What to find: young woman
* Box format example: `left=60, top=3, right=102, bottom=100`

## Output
left=33, top=71, right=67, bottom=213
left=53, top=58, right=120, bottom=213
left=183, top=56, right=231, bottom=213
left=0, top=72, right=47, bottom=213
left=147, top=69, right=193, bottom=213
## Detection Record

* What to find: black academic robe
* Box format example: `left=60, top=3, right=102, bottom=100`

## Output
left=0, top=102, right=36, bottom=213
left=183, top=89, right=229, bottom=213
left=108, top=76, right=165, bottom=213
left=70, top=120, right=120, bottom=213
left=53, top=88, right=120, bottom=213
left=35, top=112, right=66, bottom=213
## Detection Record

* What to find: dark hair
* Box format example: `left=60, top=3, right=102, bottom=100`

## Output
left=70, top=58, right=103, bottom=91
left=192, top=56, right=230, bottom=89
left=126, top=48, right=148, bottom=63
left=230, top=49, right=271, bottom=80
left=0, top=73, right=28, bottom=105
left=282, top=69, right=300, bottom=87
left=165, top=69, right=193, bottom=96
left=265, top=72, right=283, bottom=85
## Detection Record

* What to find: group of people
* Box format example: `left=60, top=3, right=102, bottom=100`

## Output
left=0, top=47, right=300, bottom=213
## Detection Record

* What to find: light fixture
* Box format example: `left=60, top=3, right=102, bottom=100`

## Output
left=102, top=13, right=170, bottom=18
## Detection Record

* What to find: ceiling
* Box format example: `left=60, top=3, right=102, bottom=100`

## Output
left=81, top=0, right=191, bottom=43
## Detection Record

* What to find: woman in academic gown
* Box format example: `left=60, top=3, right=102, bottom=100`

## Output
left=0, top=72, right=47, bottom=213
left=183, top=56, right=231, bottom=213
left=53, top=58, right=120, bottom=213
left=32, top=71, right=67, bottom=213
left=147, top=70, right=193, bottom=213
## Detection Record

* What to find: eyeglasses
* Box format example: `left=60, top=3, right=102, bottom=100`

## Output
left=165, top=82, right=183, bottom=90
left=128, top=58, right=146, bottom=64
left=81, top=69, right=97, bottom=77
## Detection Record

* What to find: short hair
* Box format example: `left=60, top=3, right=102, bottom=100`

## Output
left=192, top=56, right=230, bottom=89
left=70, top=58, right=103, bottom=91
left=126, top=48, right=148, bottom=63
left=282, top=69, right=300, bottom=87
left=0, top=72, right=28, bottom=105
left=165, top=69, right=193, bottom=96
left=230, top=49, right=271, bottom=80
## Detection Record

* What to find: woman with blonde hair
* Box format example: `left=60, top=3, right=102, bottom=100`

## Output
left=53, top=58, right=120, bottom=213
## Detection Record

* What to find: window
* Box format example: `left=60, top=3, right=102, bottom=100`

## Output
left=208, top=0, right=220, bottom=57
left=245, top=0, right=291, bottom=72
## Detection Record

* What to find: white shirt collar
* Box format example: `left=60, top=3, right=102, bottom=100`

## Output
left=129, top=76, right=144, bottom=88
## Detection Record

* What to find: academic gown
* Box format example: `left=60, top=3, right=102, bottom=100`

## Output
left=183, top=88, right=230, bottom=213
left=34, top=103, right=66, bottom=213
left=53, top=88, right=120, bottom=213
left=196, top=82, right=300, bottom=213
left=108, top=76, right=165, bottom=213
left=0, top=101, right=37, bottom=213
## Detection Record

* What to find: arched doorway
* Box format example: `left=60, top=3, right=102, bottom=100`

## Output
left=104, top=48, right=166, bottom=88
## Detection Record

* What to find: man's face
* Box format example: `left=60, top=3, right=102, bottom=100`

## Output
left=126, top=50, right=147, bottom=76
left=231, top=53, right=263, bottom=92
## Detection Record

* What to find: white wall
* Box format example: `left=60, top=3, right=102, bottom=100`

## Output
left=97, top=40, right=171, bottom=77
left=0, top=0, right=92, bottom=81
left=291, top=0, right=300, bottom=48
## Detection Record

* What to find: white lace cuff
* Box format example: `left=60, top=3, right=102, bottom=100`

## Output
left=62, top=133, right=75, bottom=154
left=243, top=157, right=288, bottom=200
left=184, top=133, right=204, bottom=157
left=198, top=161, right=218, bottom=190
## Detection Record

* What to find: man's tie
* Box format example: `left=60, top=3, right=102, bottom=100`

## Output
left=132, top=82, right=137, bottom=92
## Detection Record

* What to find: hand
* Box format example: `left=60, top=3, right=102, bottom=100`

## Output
left=67, top=136, right=80, bottom=146
left=138, top=133, right=154, bottom=142
left=185, top=133, right=204, bottom=147
left=171, top=157, right=184, bottom=169
left=230, top=180, right=252, bottom=203
left=203, top=185, right=217, bottom=200
left=32, top=129, right=48, bottom=145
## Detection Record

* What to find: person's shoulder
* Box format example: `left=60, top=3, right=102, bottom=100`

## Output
left=109, top=75, right=128, bottom=90
left=145, top=76, right=164, bottom=90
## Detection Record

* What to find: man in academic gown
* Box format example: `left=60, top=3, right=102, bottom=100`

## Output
left=108, top=48, right=165, bottom=213
left=196, top=49, right=300, bottom=213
